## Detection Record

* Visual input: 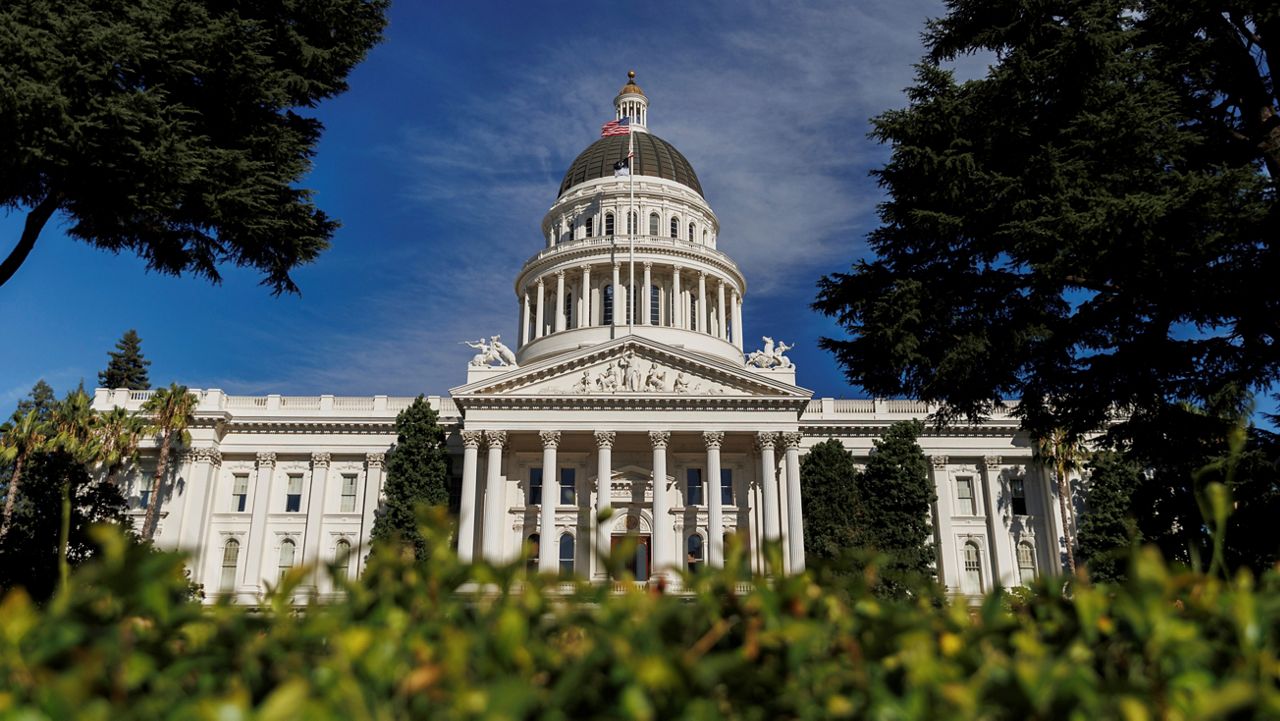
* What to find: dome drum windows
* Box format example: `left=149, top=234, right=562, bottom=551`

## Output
left=648, top=212, right=659, bottom=236
left=669, top=216, right=679, bottom=239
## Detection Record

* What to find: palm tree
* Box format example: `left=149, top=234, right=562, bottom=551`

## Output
left=1034, top=427, right=1087, bottom=576
left=140, top=384, right=197, bottom=541
left=0, top=409, right=48, bottom=538
left=48, top=389, right=100, bottom=588
left=92, top=407, right=145, bottom=488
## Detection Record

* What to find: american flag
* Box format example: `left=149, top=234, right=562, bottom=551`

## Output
left=600, top=117, right=631, bottom=137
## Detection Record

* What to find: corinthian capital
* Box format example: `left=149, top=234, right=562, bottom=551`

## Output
left=703, top=431, right=724, bottom=449
left=780, top=432, right=802, bottom=450
left=311, top=452, right=332, bottom=468
left=754, top=432, right=777, bottom=451
left=539, top=430, right=561, bottom=449
left=648, top=430, right=670, bottom=449
left=461, top=430, right=483, bottom=449
left=594, top=430, right=616, bottom=449
left=256, top=451, right=277, bottom=468
left=485, top=430, right=507, bottom=449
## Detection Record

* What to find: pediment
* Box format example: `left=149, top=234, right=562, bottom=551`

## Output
left=450, top=337, right=810, bottom=403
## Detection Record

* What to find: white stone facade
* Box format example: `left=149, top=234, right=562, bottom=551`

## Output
left=92, top=75, right=1069, bottom=600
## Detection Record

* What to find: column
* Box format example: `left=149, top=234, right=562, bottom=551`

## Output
left=756, top=433, right=781, bottom=572
left=782, top=433, right=805, bottom=574
left=717, top=280, right=727, bottom=340
left=579, top=265, right=591, bottom=328
left=301, top=452, right=330, bottom=586
left=642, top=262, right=652, bottom=325
left=672, top=266, right=683, bottom=329
left=649, top=431, right=671, bottom=579
left=482, top=430, right=507, bottom=563
left=930, top=456, right=956, bottom=590
left=705, top=431, right=725, bottom=567
left=357, top=452, right=385, bottom=575
left=534, top=278, right=546, bottom=339
left=520, top=292, right=531, bottom=346
left=982, top=456, right=1016, bottom=586
left=697, top=272, right=708, bottom=334
left=554, top=271, right=566, bottom=332
left=538, top=431, right=561, bottom=575
left=732, top=291, right=744, bottom=351
left=457, top=431, right=482, bottom=563
left=242, top=451, right=275, bottom=592
left=611, top=262, right=621, bottom=326
left=178, top=448, right=220, bottom=578
left=1039, top=464, right=1067, bottom=575
left=594, top=430, right=615, bottom=580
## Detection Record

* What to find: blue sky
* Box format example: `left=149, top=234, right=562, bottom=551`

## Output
left=2, top=1, right=982, bottom=408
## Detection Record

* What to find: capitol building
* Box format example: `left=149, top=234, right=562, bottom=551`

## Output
left=95, top=74, right=1066, bottom=601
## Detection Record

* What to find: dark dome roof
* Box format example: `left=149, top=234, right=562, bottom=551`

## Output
left=558, top=132, right=703, bottom=198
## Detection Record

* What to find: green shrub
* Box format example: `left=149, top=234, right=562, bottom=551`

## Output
left=0, top=510, right=1276, bottom=719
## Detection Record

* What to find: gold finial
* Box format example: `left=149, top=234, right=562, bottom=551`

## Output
left=628, top=70, right=636, bottom=80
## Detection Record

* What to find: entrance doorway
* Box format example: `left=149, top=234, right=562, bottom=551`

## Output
left=610, top=534, right=652, bottom=581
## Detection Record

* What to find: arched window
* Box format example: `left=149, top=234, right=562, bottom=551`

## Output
left=605, top=212, right=615, bottom=236
left=687, top=534, right=704, bottom=573
left=529, top=467, right=543, bottom=505
left=670, top=216, right=679, bottom=238
left=688, top=222, right=696, bottom=241
left=333, top=539, right=351, bottom=585
left=527, top=533, right=540, bottom=574
left=585, top=216, right=594, bottom=238
left=627, top=211, right=636, bottom=235
left=703, top=229, right=709, bottom=244
left=648, top=212, right=659, bottom=236
left=962, top=542, right=983, bottom=594
left=603, top=285, right=614, bottom=325
left=278, top=539, right=296, bottom=581
left=220, top=539, right=240, bottom=592
left=650, top=284, right=661, bottom=325
left=686, top=468, right=704, bottom=506
left=1017, top=542, right=1037, bottom=585
left=559, top=533, right=575, bottom=577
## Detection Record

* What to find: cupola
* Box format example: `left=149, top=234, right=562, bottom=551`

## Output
left=614, top=70, right=649, bottom=132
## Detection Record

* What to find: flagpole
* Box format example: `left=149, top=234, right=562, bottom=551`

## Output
left=628, top=124, right=635, bottom=334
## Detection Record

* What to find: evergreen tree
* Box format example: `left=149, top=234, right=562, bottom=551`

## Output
left=15, top=380, right=56, bottom=422
left=1076, top=452, right=1144, bottom=584
left=853, top=421, right=936, bottom=597
left=0, top=0, right=389, bottom=291
left=799, top=439, right=860, bottom=569
left=98, top=330, right=151, bottom=390
left=371, top=397, right=451, bottom=561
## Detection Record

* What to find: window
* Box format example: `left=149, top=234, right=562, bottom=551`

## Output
left=1017, top=542, right=1037, bottom=585
left=1011, top=478, right=1027, bottom=515
left=687, top=468, right=704, bottom=506
left=334, top=539, right=351, bottom=585
left=278, top=539, right=296, bottom=581
left=530, top=467, right=543, bottom=505
left=527, top=534, right=540, bottom=574
left=564, top=289, right=574, bottom=327
left=286, top=474, right=303, bottom=513
left=585, top=216, right=594, bottom=237
left=603, top=285, right=614, bottom=325
left=703, top=229, right=709, bottom=244
left=649, top=212, right=659, bottom=236
left=956, top=476, right=976, bottom=515
left=340, top=474, right=358, bottom=512
left=559, top=533, right=575, bottom=576
left=220, top=539, right=240, bottom=592
left=627, top=211, right=636, bottom=234
left=626, top=285, right=635, bottom=324
left=605, top=213, right=615, bottom=236
left=688, top=222, right=695, bottom=241
left=689, top=297, right=698, bottom=331
left=232, top=474, right=249, bottom=512
left=560, top=468, right=576, bottom=505
left=650, top=284, right=660, bottom=324
left=963, top=542, right=983, bottom=594
left=670, top=216, right=679, bottom=238
left=721, top=469, right=734, bottom=506
left=687, top=534, right=704, bottom=573
left=138, top=486, right=150, bottom=510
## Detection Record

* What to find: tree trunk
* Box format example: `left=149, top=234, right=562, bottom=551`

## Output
left=1055, top=463, right=1077, bottom=575
left=0, top=454, right=26, bottom=538
left=0, top=193, right=62, bottom=288
left=58, top=478, right=71, bottom=590
left=142, top=432, right=171, bottom=540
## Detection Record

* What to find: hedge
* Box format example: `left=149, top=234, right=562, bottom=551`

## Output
left=0, top=509, right=1276, bottom=720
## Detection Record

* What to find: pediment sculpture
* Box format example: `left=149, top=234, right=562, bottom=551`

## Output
left=465, top=335, right=518, bottom=367
left=746, top=336, right=794, bottom=369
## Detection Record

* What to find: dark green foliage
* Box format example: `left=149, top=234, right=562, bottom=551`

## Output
left=814, top=1, right=1279, bottom=439
left=370, top=396, right=451, bottom=560
left=854, top=420, right=936, bottom=595
left=97, top=329, right=150, bottom=390
left=799, top=439, right=860, bottom=566
left=0, top=449, right=131, bottom=601
left=0, top=0, right=390, bottom=292
left=1076, top=451, right=1144, bottom=584
left=14, top=380, right=55, bottom=422
left=0, top=513, right=1277, bottom=718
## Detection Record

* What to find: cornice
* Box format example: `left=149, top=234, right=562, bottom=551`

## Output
left=515, top=240, right=745, bottom=296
